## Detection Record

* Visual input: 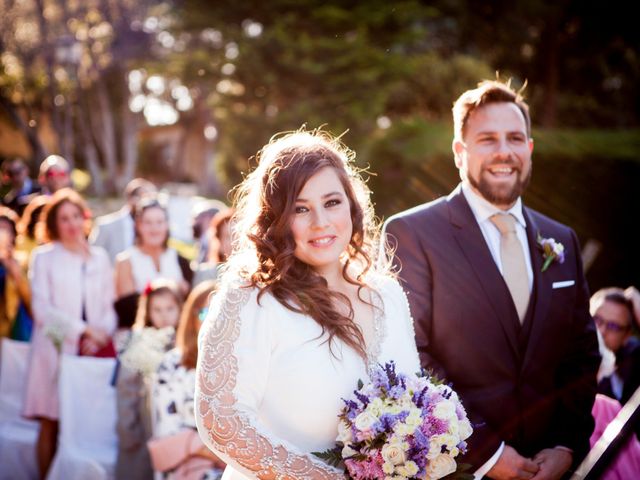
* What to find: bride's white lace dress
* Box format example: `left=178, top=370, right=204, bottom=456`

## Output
left=195, top=275, right=420, bottom=480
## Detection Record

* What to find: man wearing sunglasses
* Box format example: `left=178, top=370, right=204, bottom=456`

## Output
left=592, top=286, right=640, bottom=406
left=1, top=157, right=41, bottom=216
left=38, top=154, right=72, bottom=195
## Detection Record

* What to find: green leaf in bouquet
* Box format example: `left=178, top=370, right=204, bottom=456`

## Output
left=420, top=367, right=446, bottom=386
left=369, top=432, right=387, bottom=450
left=312, top=446, right=344, bottom=468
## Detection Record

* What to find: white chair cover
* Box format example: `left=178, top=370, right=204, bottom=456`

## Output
left=0, top=338, right=39, bottom=480
left=47, top=355, right=118, bottom=480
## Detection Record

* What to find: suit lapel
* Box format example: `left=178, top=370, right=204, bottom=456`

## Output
left=521, top=208, right=552, bottom=369
left=447, top=188, right=521, bottom=358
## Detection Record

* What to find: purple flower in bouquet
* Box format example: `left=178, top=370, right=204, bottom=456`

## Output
left=314, top=362, right=474, bottom=480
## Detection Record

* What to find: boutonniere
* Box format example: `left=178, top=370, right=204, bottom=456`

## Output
left=537, top=233, right=565, bottom=272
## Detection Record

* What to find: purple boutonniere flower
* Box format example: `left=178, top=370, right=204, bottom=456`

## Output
left=537, top=234, right=565, bottom=272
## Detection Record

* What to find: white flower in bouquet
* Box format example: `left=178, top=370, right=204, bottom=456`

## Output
left=381, top=441, right=407, bottom=466
left=396, top=461, right=419, bottom=477
left=43, top=313, right=72, bottom=353
left=426, top=454, right=457, bottom=480
left=459, top=419, right=473, bottom=442
left=433, top=400, right=457, bottom=421
left=337, top=420, right=353, bottom=444
left=354, top=411, right=378, bottom=431
left=120, top=326, right=175, bottom=377
left=342, top=444, right=358, bottom=459
left=366, top=397, right=385, bottom=417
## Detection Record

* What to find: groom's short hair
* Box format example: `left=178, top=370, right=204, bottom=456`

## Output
left=453, top=79, right=531, bottom=141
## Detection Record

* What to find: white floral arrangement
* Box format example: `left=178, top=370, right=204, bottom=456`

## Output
left=43, top=312, right=72, bottom=353
left=120, top=326, right=175, bottom=377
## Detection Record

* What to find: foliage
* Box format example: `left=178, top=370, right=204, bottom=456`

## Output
left=0, top=0, right=159, bottom=194
left=433, top=0, right=640, bottom=128
left=168, top=0, right=494, bottom=187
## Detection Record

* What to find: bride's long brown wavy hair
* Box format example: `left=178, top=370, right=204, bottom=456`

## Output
left=225, top=129, right=388, bottom=358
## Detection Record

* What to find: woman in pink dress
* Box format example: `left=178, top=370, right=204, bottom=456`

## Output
left=22, top=188, right=117, bottom=478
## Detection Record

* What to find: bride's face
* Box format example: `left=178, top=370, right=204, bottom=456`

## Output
left=290, top=167, right=353, bottom=277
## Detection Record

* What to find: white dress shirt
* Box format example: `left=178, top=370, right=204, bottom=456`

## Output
left=461, top=183, right=531, bottom=479
left=461, top=183, right=534, bottom=291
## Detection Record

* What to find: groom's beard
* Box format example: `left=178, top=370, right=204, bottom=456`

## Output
left=467, top=163, right=532, bottom=207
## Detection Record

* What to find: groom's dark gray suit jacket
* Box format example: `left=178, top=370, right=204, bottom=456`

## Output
left=384, top=185, right=600, bottom=469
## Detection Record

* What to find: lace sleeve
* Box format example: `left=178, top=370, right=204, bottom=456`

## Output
left=195, top=284, right=345, bottom=480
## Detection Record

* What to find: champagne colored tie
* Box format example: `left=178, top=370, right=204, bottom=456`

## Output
left=490, top=214, right=530, bottom=323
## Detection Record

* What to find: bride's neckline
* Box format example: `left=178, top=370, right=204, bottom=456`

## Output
left=323, top=272, right=387, bottom=375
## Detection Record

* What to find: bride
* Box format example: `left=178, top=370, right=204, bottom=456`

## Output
left=195, top=130, right=420, bottom=479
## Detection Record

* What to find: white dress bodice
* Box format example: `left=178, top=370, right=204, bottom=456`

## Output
left=195, top=274, right=420, bottom=480
left=125, top=246, right=183, bottom=292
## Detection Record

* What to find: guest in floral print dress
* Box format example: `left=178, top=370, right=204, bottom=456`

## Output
left=149, top=280, right=224, bottom=480
left=115, top=278, right=182, bottom=480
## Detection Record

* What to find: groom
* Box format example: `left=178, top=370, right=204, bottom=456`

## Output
left=384, top=80, right=600, bottom=480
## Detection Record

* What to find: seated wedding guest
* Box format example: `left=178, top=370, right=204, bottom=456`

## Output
left=593, top=287, right=640, bottom=405
left=2, top=157, right=41, bottom=216
left=192, top=208, right=234, bottom=286
left=22, top=188, right=116, bottom=478
left=148, top=280, right=225, bottom=479
left=590, top=393, right=640, bottom=479
left=90, top=178, right=157, bottom=264
left=114, top=197, right=192, bottom=328
left=116, top=278, right=183, bottom=480
left=590, top=324, right=640, bottom=476
left=0, top=207, right=32, bottom=341
left=38, top=155, right=72, bottom=195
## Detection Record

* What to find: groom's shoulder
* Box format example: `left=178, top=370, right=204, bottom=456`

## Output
left=385, top=195, right=449, bottom=226
left=525, top=206, right=580, bottom=256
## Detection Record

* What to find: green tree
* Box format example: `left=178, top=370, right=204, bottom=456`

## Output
left=434, top=0, right=640, bottom=128
left=168, top=0, right=491, bottom=186
left=0, top=0, right=158, bottom=195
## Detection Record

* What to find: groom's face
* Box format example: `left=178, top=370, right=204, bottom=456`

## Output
left=453, top=102, right=533, bottom=209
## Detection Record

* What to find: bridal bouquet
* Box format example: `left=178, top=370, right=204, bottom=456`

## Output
left=316, top=362, right=473, bottom=480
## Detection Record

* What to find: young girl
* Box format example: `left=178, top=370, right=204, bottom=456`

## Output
left=148, top=280, right=225, bottom=479
left=116, top=278, right=183, bottom=480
